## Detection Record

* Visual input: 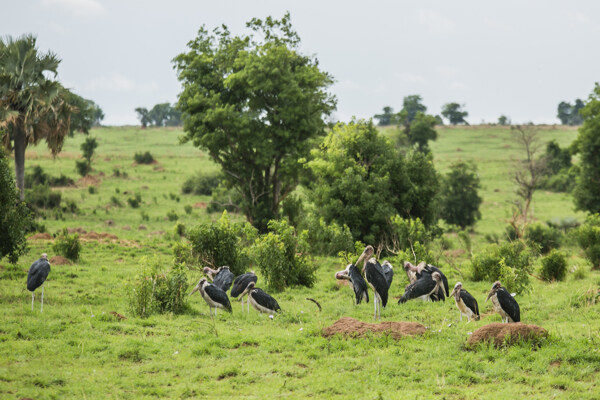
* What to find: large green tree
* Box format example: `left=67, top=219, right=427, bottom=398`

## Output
left=0, top=146, right=31, bottom=263
left=573, top=84, right=600, bottom=213
left=305, top=119, right=439, bottom=245
left=407, top=112, right=438, bottom=152
left=441, top=102, right=469, bottom=125
left=440, top=161, right=482, bottom=229
left=0, top=34, right=77, bottom=200
left=173, top=13, right=335, bottom=231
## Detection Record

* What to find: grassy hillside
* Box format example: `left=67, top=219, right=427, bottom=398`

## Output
left=1, top=125, right=599, bottom=399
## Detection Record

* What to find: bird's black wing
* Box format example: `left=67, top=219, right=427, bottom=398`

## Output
left=460, top=289, right=480, bottom=318
left=426, top=265, right=449, bottom=297
left=365, top=261, right=388, bottom=307
left=205, top=284, right=232, bottom=312
left=348, top=264, right=369, bottom=304
left=381, top=262, right=394, bottom=289
left=398, top=275, right=436, bottom=304
left=213, top=269, right=234, bottom=292
left=27, top=259, right=50, bottom=292
left=252, top=288, right=281, bottom=312
left=430, top=285, right=446, bottom=302
left=497, top=288, right=520, bottom=322
left=231, top=273, right=257, bottom=297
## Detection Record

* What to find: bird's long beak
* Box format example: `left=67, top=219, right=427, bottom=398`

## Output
left=485, top=290, right=494, bottom=302
left=189, top=285, right=200, bottom=296
left=450, top=287, right=457, bottom=298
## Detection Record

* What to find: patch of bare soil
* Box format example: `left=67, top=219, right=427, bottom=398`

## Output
left=105, top=220, right=115, bottom=226
left=122, top=225, right=131, bottom=231
left=77, top=174, right=101, bottom=187
left=467, top=322, right=548, bottom=348
left=193, top=202, right=207, bottom=208
left=322, top=317, right=426, bottom=340
left=153, top=165, right=164, bottom=172
left=138, top=225, right=147, bottom=230
left=81, top=231, right=119, bottom=241
left=67, top=227, right=87, bottom=234
left=49, top=256, right=72, bottom=265
left=109, top=311, right=127, bottom=320
left=29, top=232, right=52, bottom=240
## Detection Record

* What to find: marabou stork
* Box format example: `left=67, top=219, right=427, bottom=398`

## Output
left=404, top=261, right=449, bottom=301
left=450, top=282, right=480, bottom=322
left=398, top=271, right=444, bottom=304
left=239, top=281, right=281, bottom=316
left=356, top=245, right=388, bottom=319
left=203, top=266, right=234, bottom=292
left=335, top=264, right=369, bottom=305
left=230, top=271, right=258, bottom=312
left=190, top=278, right=232, bottom=316
left=27, top=253, right=51, bottom=312
left=380, top=260, right=394, bottom=289
left=486, top=281, right=520, bottom=323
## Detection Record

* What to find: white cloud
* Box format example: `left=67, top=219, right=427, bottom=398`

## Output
left=417, top=9, right=455, bottom=35
left=41, top=0, right=106, bottom=18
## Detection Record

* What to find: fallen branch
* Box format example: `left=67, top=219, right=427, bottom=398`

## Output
left=305, top=298, right=322, bottom=312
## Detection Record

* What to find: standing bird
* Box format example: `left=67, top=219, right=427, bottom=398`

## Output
left=450, top=282, right=480, bottom=322
left=398, top=272, right=444, bottom=304
left=203, top=266, right=234, bottom=292
left=486, top=281, right=520, bottom=323
left=380, top=260, right=394, bottom=289
left=356, top=245, right=388, bottom=319
left=230, top=271, right=258, bottom=312
left=335, top=264, right=369, bottom=305
left=239, top=281, right=281, bottom=316
left=27, top=253, right=51, bottom=312
left=189, top=278, right=232, bottom=316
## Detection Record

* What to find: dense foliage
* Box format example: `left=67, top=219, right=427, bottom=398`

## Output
left=135, top=103, right=182, bottom=128
left=573, top=84, right=600, bottom=213
left=471, top=240, right=532, bottom=294
left=174, top=13, right=335, bottom=232
left=181, top=170, right=223, bottom=196
left=576, top=214, right=600, bottom=269
left=524, top=222, right=562, bottom=255
left=557, top=99, right=584, bottom=125
left=305, top=119, right=439, bottom=246
left=540, top=249, right=568, bottom=281
left=441, top=102, right=469, bottom=125
left=439, top=161, right=482, bottom=229
left=52, top=228, right=81, bottom=261
left=134, top=151, right=155, bottom=164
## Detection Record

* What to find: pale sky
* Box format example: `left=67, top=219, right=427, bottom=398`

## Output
left=4, top=0, right=600, bottom=125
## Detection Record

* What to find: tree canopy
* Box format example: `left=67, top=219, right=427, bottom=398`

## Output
left=441, top=102, right=469, bottom=125
left=173, top=13, right=336, bottom=231
left=440, top=161, right=482, bottom=229
left=557, top=99, right=584, bottom=125
left=573, top=83, right=600, bottom=213
left=373, top=106, right=396, bottom=126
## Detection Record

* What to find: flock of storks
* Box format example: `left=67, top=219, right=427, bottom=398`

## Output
left=26, top=244, right=520, bottom=324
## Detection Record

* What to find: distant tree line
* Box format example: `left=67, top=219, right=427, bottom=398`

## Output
left=135, top=103, right=182, bottom=128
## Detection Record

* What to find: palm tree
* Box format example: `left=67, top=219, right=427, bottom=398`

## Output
left=0, top=34, right=73, bottom=200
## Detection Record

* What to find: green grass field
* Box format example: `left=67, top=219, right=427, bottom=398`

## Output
left=1, top=125, right=599, bottom=399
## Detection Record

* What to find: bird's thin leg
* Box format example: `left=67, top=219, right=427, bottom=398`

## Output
left=31, top=293, right=34, bottom=311
left=247, top=296, right=250, bottom=313
left=373, top=295, right=377, bottom=319
left=240, top=297, right=244, bottom=311
left=460, top=313, right=463, bottom=322
left=41, top=285, right=44, bottom=313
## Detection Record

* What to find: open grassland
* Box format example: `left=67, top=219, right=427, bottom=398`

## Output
left=1, top=125, right=599, bottom=399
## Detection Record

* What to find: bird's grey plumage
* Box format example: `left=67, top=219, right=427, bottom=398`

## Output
left=27, top=256, right=51, bottom=292
left=248, top=286, right=281, bottom=314
left=486, top=281, right=520, bottom=323
left=405, top=261, right=449, bottom=300
left=380, top=260, right=394, bottom=289
left=335, top=264, right=369, bottom=304
left=230, top=272, right=257, bottom=298
left=212, top=266, right=234, bottom=292
left=398, top=272, right=443, bottom=303
left=204, top=284, right=232, bottom=312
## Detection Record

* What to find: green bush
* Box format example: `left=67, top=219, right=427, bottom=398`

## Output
left=172, top=241, right=194, bottom=266
left=576, top=214, right=600, bottom=269
left=547, top=217, right=581, bottom=232
left=75, top=159, right=90, bottom=177
left=186, top=211, right=255, bottom=276
left=25, top=165, right=74, bottom=188
left=127, top=193, right=142, bottom=208
left=52, top=228, right=81, bottom=261
left=540, top=249, right=568, bottom=282
left=524, top=222, right=562, bottom=255
left=181, top=170, right=223, bottom=195
left=471, top=240, right=532, bottom=294
left=134, top=151, right=155, bottom=164
left=184, top=204, right=193, bottom=214
left=127, top=256, right=188, bottom=317
left=250, top=219, right=315, bottom=292
left=301, top=215, right=354, bottom=256
left=206, top=183, right=241, bottom=213
left=26, top=184, right=62, bottom=209
left=167, top=210, right=178, bottom=221
left=110, top=196, right=123, bottom=207
left=88, top=185, right=97, bottom=194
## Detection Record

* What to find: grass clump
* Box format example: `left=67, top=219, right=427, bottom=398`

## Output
left=52, top=228, right=81, bottom=261
left=134, top=151, right=155, bottom=164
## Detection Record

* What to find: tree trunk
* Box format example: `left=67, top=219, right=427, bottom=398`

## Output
left=13, top=120, right=26, bottom=201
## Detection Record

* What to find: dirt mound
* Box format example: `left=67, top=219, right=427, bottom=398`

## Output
left=49, top=256, right=72, bottom=265
left=77, top=174, right=101, bottom=187
left=29, top=232, right=52, bottom=240
left=67, top=227, right=87, bottom=234
left=193, top=202, right=207, bottom=208
left=323, top=317, right=426, bottom=340
left=467, top=323, right=548, bottom=348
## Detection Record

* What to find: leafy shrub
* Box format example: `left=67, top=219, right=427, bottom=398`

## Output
left=539, top=168, right=577, bottom=193
left=26, top=184, right=62, bottom=209
left=134, top=151, right=155, bottom=164
left=166, top=210, right=178, bottom=221
left=547, top=217, right=581, bottom=232
left=250, top=219, right=315, bottom=292
left=75, top=159, right=91, bottom=177
left=181, top=170, right=223, bottom=195
left=207, top=183, right=241, bottom=213
left=576, top=214, right=600, bottom=269
left=127, top=193, right=142, bottom=208
left=174, top=222, right=186, bottom=237
left=186, top=211, right=255, bottom=276
left=113, top=168, right=128, bottom=178
left=88, top=185, right=97, bottom=194
left=25, top=165, right=74, bottom=188
left=524, top=222, right=562, bottom=255
left=471, top=240, right=532, bottom=294
left=140, top=211, right=149, bottom=221
left=52, top=228, right=81, bottom=261
left=110, top=196, right=123, bottom=207
left=184, top=204, right=193, bottom=214
left=127, top=256, right=188, bottom=317
left=540, top=249, right=568, bottom=281
left=172, top=241, right=194, bottom=266
left=301, top=215, right=354, bottom=256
